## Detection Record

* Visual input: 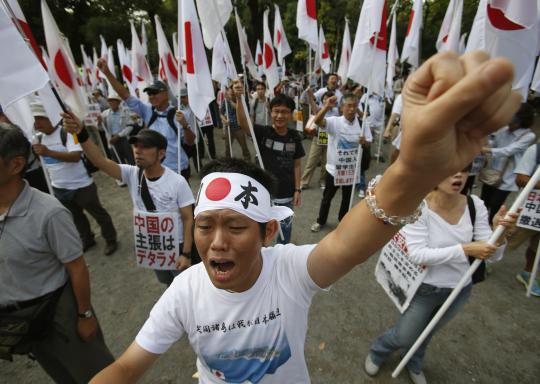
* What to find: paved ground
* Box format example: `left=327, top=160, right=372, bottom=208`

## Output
left=1, top=136, right=539, bottom=384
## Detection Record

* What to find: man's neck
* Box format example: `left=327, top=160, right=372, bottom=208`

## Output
left=143, top=163, right=165, bottom=179
left=155, top=103, right=169, bottom=112
left=272, top=124, right=289, bottom=135
left=0, top=178, right=25, bottom=213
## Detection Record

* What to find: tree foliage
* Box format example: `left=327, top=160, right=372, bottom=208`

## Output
left=20, top=0, right=481, bottom=76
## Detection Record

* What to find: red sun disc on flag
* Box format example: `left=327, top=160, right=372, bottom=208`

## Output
left=54, top=50, right=73, bottom=88
left=264, top=43, right=274, bottom=69
left=306, top=0, right=317, bottom=20
left=322, top=42, right=329, bottom=59
left=122, top=65, right=133, bottom=83
left=277, top=30, right=282, bottom=45
left=167, top=53, right=178, bottom=80
left=487, top=4, right=525, bottom=30
left=184, top=22, right=195, bottom=74
left=406, top=10, right=415, bottom=36
left=206, top=178, right=232, bottom=201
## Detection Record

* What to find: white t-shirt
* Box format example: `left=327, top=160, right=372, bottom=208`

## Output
left=135, top=244, right=325, bottom=383
left=41, top=128, right=93, bottom=189
left=120, top=165, right=194, bottom=242
left=325, top=116, right=366, bottom=177
left=402, top=195, right=504, bottom=288
left=391, top=94, right=403, bottom=116
left=359, top=93, right=385, bottom=129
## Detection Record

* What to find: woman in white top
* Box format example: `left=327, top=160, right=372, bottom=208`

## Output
left=365, top=166, right=518, bottom=384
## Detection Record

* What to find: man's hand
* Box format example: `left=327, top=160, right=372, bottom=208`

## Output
left=32, top=143, right=49, bottom=156
left=325, top=95, right=338, bottom=109
left=77, top=316, right=98, bottom=342
left=293, top=191, right=301, bottom=207
left=62, top=111, right=84, bottom=135
left=359, top=136, right=367, bottom=146
left=398, top=51, right=522, bottom=187
left=176, top=255, right=191, bottom=272
left=176, top=110, right=188, bottom=127
left=110, top=135, right=119, bottom=145
left=96, top=58, right=109, bottom=75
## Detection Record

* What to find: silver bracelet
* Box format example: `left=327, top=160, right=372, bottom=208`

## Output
left=365, top=175, right=425, bottom=226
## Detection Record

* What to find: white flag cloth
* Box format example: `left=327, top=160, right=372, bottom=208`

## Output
left=386, top=10, right=399, bottom=101
left=41, top=0, right=86, bottom=117
left=0, top=5, right=48, bottom=108
left=467, top=0, right=539, bottom=99
left=274, top=4, right=292, bottom=66
left=318, top=25, right=331, bottom=74
left=80, top=45, right=94, bottom=88
left=255, top=40, right=264, bottom=77
left=141, top=22, right=148, bottom=56
left=1, top=0, right=46, bottom=68
left=117, top=39, right=137, bottom=96
left=263, top=9, right=279, bottom=94
left=337, top=19, right=352, bottom=84
left=172, top=32, right=179, bottom=58
left=348, top=0, right=387, bottom=96
left=130, top=21, right=153, bottom=84
left=211, top=32, right=236, bottom=87
left=436, top=0, right=463, bottom=53
left=401, top=0, right=423, bottom=68
left=531, top=56, right=540, bottom=92
left=155, top=15, right=180, bottom=92
left=92, top=47, right=103, bottom=86
left=234, top=9, right=261, bottom=81
left=3, top=96, right=33, bottom=139
left=459, top=33, right=468, bottom=54
left=296, top=0, right=318, bottom=50
left=195, top=0, right=233, bottom=49
left=182, top=0, right=215, bottom=120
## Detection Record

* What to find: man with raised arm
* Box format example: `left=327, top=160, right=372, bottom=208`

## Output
left=89, top=52, right=521, bottom=383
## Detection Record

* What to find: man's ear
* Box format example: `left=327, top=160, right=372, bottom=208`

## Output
left=8, top=156, right=27, bottom=176
left=263, top=220, right=279, bottom=246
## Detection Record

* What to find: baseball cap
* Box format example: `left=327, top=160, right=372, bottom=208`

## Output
left=143, top=80, right=168, bottom=93
left=128, top=129, right=167, bottom=150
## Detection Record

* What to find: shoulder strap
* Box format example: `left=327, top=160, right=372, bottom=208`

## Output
left=59, top=127, right=67, bottom=147
left=467, top=195, right=476, bottom=233
left=166, top=108, right=178, bottom=136
left=138, top=167, right=156, bottom=212
left=147, top=107, right=159, bottom=128
left=536, top=143, right=540, bottom=165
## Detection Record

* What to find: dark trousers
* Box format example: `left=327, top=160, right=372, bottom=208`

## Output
left=24, top=167, right=49, bottom=194
left=62, top=183, right=117, bottom=246
left=481, top=183, right=511, bottom=223
left=317, top=172, right=353, bottom=226
left=112, top=137, right=135, bottom=165
left=201, top=125, right=216, bottom=159
left=97, top=130, right=112, bottom=159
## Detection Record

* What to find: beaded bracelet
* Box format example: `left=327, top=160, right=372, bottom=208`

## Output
left=365, top=175, right=425, bottom=226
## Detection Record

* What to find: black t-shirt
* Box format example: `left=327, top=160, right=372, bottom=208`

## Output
left=253, top=124, right=305, bottom=199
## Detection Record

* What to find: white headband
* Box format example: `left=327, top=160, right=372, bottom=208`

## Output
left=194, top=172, right=293, bottom=222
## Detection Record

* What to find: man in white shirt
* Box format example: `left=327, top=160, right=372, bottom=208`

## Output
left=62, top=115, right=195, bottom=287
left=99, top=94, right=134, bottom=165
left=87, top=52, right=522, bottom=383
left=307, top=93, right=372, bottom=232
left=30, top=101, right=118, bottom=255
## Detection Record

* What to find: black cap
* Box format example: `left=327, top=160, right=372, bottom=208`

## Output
left=128, top=130, right=167, bottom=150
left=143, top=80, right=168, bottom=93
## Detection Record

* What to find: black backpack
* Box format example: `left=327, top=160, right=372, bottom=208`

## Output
left=147, top=107, right=196, bottom=158
left=59, top=127, right=98, bottom=175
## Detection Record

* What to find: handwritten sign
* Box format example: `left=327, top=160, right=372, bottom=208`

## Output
left=517, top=189, right=540, bottom=232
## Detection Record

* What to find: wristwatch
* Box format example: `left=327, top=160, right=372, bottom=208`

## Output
left=295, top=188, right=302, bottom=193
left=78, top=309, right=94, bottom=319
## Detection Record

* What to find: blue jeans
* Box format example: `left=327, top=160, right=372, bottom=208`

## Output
left=369, top=283, right=472, bottom=374
left=274, top=200, right=293, bottom=244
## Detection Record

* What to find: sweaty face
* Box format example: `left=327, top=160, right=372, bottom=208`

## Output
left=195, top=209, right=266, bottom=292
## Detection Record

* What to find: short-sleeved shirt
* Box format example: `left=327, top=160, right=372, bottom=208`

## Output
left=220, top=100, right=240, bottom=132
left=250, top=97, right=271, bottom=126
left=41, top=127, right=93, bottom=190
left=253, top=125, right=305, bottom=200
left=325, top=116, right=364, bottom=177
left=0, top=182, right=82, bottom=305
left=515, top=143, right=539, bottom=176
left=124, top=96, right=190, bottom=172
left=135, top=244, right=325, bottom=383
left=120, top=165, right=195, bottom=242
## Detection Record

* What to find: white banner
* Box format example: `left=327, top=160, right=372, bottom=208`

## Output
left=133, top=210, right=180, bottom=270
left=83, top=103, right=101, bottom=127
left=517, top=189, right=540, bottom=231
left=375, top=232, right=428, bottom=313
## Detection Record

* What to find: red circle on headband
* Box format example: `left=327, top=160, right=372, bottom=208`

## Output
left=206, top=178, right=231, bottom=201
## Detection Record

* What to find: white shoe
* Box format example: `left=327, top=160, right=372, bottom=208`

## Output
left=310, top=222, right=321, bottom=232
left=364, top=354, right=380, bottom=376
left=358, top=190, right=365, bottom=199
left=407, top=368, right=427, bottom=384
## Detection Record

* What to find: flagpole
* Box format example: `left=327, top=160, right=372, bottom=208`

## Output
left=1, top=0, right=78, bottom=143
left=194, top=119, right=201, bottom=173
left=392, top=165, right=540, bottom=378
left=527, top=239, right=540, bottom=297
left=38, top=156, right=54, bottom=195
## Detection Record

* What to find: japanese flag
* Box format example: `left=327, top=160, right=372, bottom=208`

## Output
left=318, top=25, right=331, bottom=74
left=155, top=15, right=179, bottom=92
left=337, top=18, right=352, bottom=84
left=181, top=0, right=215, bottom=120
left=117, top=38, right=137, bottom=96
left=263, top=9, right=279, bottom=94
left=436, top=0, right=463, bottom=53
left=130, top=20, right=152, bottom=84
left=274, top=4, right=291, bottom=66
left=80, top=45, right=93, bottom=87
left=348, top=0, right=387, bottom=96
left=211, top=31, right=237, bottom=87
left=401, top=0, right=423, bottom=68
left=386, top=10, right=399, bottom=101
left=467, top=0, right=539, bottom=98
left=297, top=0, right=318, bottom=50
left=234, top=8, right=261, bottom=81
left=41, top=0, right=87, bottom=117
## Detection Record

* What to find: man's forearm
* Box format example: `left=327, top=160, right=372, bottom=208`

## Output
left=102, top=69, right=130, bottom=100
left=235, top=98, right=250, bottom=134
left=65, top=257, right=92, bottom=313
left=313, top=106, right=329, bottom=126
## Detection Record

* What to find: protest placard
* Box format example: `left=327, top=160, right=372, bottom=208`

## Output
left=334, top=146, right=360, bottom=186
left=83, top=103, right=101, bottom=127
left=517, top=189, right=540, bottom=231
